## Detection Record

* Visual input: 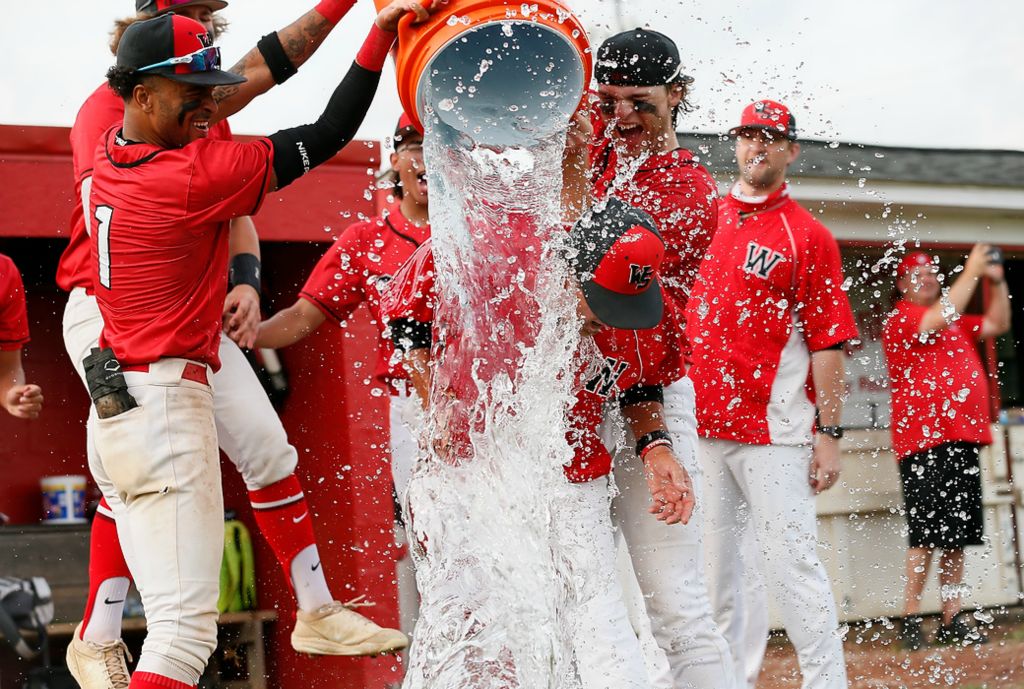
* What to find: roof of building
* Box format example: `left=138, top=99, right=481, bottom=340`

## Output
left=678, top=133, right=1024, bottom=189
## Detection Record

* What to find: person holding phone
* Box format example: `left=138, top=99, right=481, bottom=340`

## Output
left=883, top=244, right=1011, bottom=650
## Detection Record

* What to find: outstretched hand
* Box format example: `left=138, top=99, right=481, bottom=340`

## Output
left=375, top=0, right=433, bottom=32
left=643, top=448, right=694, bottom=525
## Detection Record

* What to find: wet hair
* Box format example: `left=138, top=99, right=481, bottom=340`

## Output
left=108, top=12, right=229, bottom=55
left=106, top=65, right=146, bottom=100
left=670, top=79, right=694, bottom=127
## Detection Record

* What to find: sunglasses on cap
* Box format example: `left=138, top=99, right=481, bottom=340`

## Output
left=136, top=45, right=222, bottom=74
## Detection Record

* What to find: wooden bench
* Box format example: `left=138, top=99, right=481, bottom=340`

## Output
left=1, top=524, right=276, bottom=689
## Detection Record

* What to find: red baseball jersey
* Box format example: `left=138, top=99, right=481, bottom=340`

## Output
left=589, top=139, right=718, bottom=361
left=882, top=301, right=992, bottom=459
left=0, top=253, right=30, bottom=351
left=299, top=203, right=429, bottom=385
left=57, top=83, right=232, bottom=293
left=381, top=239, right=685, bottom=482
left=687, top=184, right=858, bottom=446
left=89, top=127, right=274, bottom=370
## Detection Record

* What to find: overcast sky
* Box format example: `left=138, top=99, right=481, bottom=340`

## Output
left=4, top=1, right=1021, bottom=152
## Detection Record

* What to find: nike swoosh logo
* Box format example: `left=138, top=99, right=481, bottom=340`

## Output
left=312, top=561, right=321, bottom=572
left=292, top=512, right=308, bottom=524
left=104, top=597, right=125, bottom=605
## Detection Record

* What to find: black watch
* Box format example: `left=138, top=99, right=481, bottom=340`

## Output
left=818, top=425, right=844, bottom=439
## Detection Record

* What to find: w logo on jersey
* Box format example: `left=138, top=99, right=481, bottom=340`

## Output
left=628, top=264, right=654, bottom=290
left=584, top=357, right=630, bottom=398
left=743, top=242, right=785, bottom=279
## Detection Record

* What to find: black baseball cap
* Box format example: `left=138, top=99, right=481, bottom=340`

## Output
left=567, top=198, right=665, bottom=330
left=117, top=14, right=245, bottom=86
left=136, top=0, right=228, bottom=14
left=595, top=28, right=692, bottom=87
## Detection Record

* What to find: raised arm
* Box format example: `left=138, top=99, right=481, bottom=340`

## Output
left=264, top=1, right=432, bottom=191
left=918, top=243, right=990, bottom=333
left=211, top=0, right=358, bottom=121
left=981, top=260, right=1011, bottom=339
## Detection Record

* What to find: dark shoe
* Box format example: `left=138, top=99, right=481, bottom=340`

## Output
left=900, top=616, right=925, bottom=651
left=935, top=613, right=989, bottom=647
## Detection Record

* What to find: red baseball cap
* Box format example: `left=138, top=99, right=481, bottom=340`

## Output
left=137, top=0, right=228, bottom=14
left=567, top=198, right=665, bottom=330
left=729, top=99, right=797, bottom=141
left=394, top=112, right=422, bottom=144
left=896, top=251, right=938, bottom=280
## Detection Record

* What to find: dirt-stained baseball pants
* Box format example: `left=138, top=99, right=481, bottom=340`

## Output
left=611, top=377, right=736, bottom=689
left=700, top=438, right=848, bottom=689
left=64, top=288, right=299, bottom=682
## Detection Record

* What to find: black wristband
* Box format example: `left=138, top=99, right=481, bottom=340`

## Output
left=619, top=384, right=664, bottom=409
left=229, top=253, right=261, bottom=293
left=257, top=32, right=298, bottom=85
left=636, top=430, right=673, bottom=457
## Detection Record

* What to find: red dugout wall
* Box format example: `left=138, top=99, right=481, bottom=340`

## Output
left=0, top=125, right=403, bottom=688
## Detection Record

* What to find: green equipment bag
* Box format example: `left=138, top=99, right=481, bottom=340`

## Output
left=217, top=519, right=257, bottom=613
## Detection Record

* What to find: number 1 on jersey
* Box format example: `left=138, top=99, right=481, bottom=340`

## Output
left=95, top=205, right=114, bottom=289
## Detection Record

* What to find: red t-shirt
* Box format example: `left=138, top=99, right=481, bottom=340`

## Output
left=882, top=300, right=992, bottom=458
left=687, top=184, right=859, bottom=446
left=299, top=204, right=429, bottom=385
left=0, top=254, right=30, bottom=351
left=589, top=140, right=718, bottom=361
left=90, top=127, right=274, bottom=370
left=58, top=83, right=232, bottom=293
left=381, top=239, right=684, bottom=482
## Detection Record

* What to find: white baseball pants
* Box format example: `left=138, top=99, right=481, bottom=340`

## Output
left=63, top=288, right=298, bottom=491
left=88, top=359, right=222, bottom=684
left=389, top=387, right=421, bottom=637
left=611, top=377, right=736, bottom=689
left=555, top=477, right=651, bottom=689
left=700, top=438, right=848, bottom=689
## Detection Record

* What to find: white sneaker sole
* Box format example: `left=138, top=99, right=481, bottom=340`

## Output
left=290, top=632, right=409, bottom=657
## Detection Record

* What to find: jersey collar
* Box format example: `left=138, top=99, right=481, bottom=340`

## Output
left=727, top=181, right=791, bottom=217
left=105, top=127, right=163, bottom=168
left=383, top=203, right=430, bottom=246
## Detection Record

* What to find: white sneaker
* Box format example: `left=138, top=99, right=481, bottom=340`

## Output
left=66, top=623, right=132, bottom=689
left=291, top=601, right=409, bottom=656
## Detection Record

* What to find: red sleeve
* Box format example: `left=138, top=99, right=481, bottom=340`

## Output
left=380, top=240, right=436, bottom=325
left=186, top=138, right=275, bottom=221
left=298, top=223, right=370, bottom=325
left=0, top=255, right=29, bottom=350
left=70, top=85, right=123, bottom=182
left=798, top=226, right=859, bottom=351
left=643, top=172, right=718, bottom=297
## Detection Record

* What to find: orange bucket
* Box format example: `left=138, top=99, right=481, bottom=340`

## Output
left=376, top=0, right=591, bottom=145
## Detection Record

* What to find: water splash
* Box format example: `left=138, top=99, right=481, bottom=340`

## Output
left=401, top=18, right=587, bottom=689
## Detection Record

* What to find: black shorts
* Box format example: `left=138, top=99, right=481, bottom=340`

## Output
left=899, top=441, right=984, bottom=550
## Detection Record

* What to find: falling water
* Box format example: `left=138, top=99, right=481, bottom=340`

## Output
left=401, top=18, right=588, bottom=689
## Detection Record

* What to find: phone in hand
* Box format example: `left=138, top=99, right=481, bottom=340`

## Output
left=988, top=246, right=1003, bottom=265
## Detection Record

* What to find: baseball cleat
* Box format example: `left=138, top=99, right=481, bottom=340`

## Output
left=291, top=601, right=409, bottom=656
left=66, top=623, right=132, bottom=689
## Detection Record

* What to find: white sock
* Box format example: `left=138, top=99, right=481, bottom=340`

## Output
left=82, top=577, right=130, bottom=643
left=290, top=544, right=334, bottom=612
